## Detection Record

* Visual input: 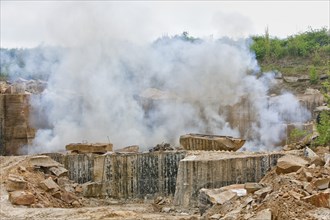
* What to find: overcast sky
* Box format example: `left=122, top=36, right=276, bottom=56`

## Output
left=1, top=1, right=329, bottom=48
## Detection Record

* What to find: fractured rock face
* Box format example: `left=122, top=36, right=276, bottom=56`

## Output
left=276, top=155, right=309, bottom=174
left=9, top=191, right=35, bottom=205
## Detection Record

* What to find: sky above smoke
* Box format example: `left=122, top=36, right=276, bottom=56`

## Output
left=1, top=1, right=329, bottom=48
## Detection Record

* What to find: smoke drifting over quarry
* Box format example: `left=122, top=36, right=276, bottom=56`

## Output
left=29, top=40, right=310, bottom=152
left=7, top=4, right=310, bottom=153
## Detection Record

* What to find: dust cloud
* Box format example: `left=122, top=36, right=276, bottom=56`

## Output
left=28, top=3, right=310, bottom=153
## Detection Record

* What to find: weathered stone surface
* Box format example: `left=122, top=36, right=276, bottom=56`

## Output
left=276, top=155, right=308, bottom=174
left=6, top=174, right=27, bottom=192
left=251, top=208, right=272, bottom=220
left=303, top=190, right=330, bottom=208
left=39, top=177, right=59, bottom=191
left=82, top=182, right=103, bottom=197
left=174, top=151, right=283, bottom=207
left=66, top=143, right=113, bottom=153
left=0, top=94, right=35, bottom=156
left=314, top=178, right=330, bottom=190
left=180, top=133, right=245, bottom=151
left=29, top=155, right=62, bottom=168
left=9, top=191, right=35, bottom=205
left=57, top=177, right=74, bottom=186
left=49, top=166, right=68, bottom=177
left=93, top=151, right=185, bottom=199
left=61, top=191, right=77, bottom=204
left=244, top=182, right=263, bottom=194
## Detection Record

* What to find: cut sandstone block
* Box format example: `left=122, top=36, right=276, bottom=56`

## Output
left=180, top=133, right=245, bottom=151
left=66, top=143, right=113, bottom=153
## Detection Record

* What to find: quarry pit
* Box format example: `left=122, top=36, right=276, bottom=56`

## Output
left=0, top=80, right=329, bottom=220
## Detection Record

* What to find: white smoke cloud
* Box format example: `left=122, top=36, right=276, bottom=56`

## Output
left=28, top=4, right=310, bottom=153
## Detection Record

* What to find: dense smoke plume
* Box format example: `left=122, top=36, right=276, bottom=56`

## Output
left=25, top=4, right=310, bottom=152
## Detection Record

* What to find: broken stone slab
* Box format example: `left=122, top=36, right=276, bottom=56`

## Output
left=6, top=174, right=27, bottom=192
left=66, top=143, right=113, bottom=154
left=49, top=166, right=68, bottom=177
left=29, top=155, right=62, bottom=168
left=276, top=154, right=309, bottom=174
left=179, top=133, right=245, bottom=151
left=250, top=208, right=272, bottom=220
left=198, top=188, right=238, bottom=216
left=254, top=186, right=272, bottom=199
left=218, top=184, right=247, bottom=197
left=199, top=188, right=237, bottom=205
left=9, top=191, right=35, bottom=206
left=39, top=177, right=59, bottom=191
left=313, top=178, right=330, bottom=190
left=303, top=190, right=330, bottom=208
left=115, top=145, right=139, bottom=153
left=244, top=182, right=264, bottom=194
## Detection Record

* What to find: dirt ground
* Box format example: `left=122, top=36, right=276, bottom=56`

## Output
left=0, top=156, right=198, bottom=220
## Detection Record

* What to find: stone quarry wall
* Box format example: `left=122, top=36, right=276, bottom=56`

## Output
left=173, top=151, right=285, bottom=207
left=0, top=94, right=35, bottom=155
left=46, top=150, right=287, bottom=205
left=48, top=151, right=186, bottom=199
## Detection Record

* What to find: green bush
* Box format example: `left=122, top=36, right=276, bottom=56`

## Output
left=309, top=66, right=319, bottom=84
left=250, top=28, right=330, bottom=61
left=315, top=111, right=330, bottom=146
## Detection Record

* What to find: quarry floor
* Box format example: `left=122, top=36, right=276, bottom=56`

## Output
left=0, top=155, right=198, bottom=220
